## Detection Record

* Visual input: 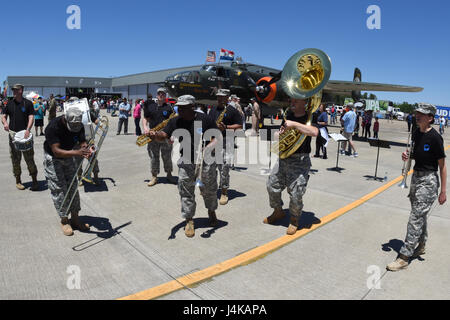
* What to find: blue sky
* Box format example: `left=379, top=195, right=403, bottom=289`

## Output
left=1, top=0, right=449, bottom=105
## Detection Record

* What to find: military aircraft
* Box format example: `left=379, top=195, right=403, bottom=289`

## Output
left=164, top=60, right=423, bottom=116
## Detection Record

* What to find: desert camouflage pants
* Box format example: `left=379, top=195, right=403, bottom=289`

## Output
left=43, top=152, right=81, bottom=218
left=8, top=132, right=38, bottom=178
left=267, top=153, right=311, bottom=218
left=147, top=141, right=173, bottom=176
left=400, top=171, right=439, bottom=257
left=178, top=161, right=218, bottom=220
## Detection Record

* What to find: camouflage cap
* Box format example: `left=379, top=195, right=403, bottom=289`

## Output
left=65, top=107, right=84, bottom=132
left=176, top=95, right=196, bottom=106
left=12, top=84, right=24, bottom=90
left=216, top=89, right=230, bottom=97
left=416, top=103, right=437, bottom=116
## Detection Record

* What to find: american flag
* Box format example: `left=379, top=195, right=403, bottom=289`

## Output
left=206, top=51, right=216, bottom=63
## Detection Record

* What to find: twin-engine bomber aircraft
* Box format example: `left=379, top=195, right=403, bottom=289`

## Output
left=164, top=60, right=423, bottom=115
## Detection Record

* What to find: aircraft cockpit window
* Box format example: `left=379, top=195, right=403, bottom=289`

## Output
left=202, top=65, right=216, bottom=73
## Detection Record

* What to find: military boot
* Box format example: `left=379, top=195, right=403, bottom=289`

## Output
left=263, top=208, right=285, bottom=225
left=31, top=174, right=39, bottom=191
left=286, top=216, right=299, bottom=235
left=61, top=217, right=74, bottom=236
left=185, top=219, right=195, bottom=238
left=208, top=210, right=218, bottom=227
left=147, top=176, right=158, bottom=187
left=386, top=254, right=409, bottom=271
left=219, top=189, right=229, bottom=205
left=412, top=242, right=426, bottom=258
left=15, top=176, right=25, bottom=191
left=70, top=212, right=90, bottom=232
left=93, top=173, right=100, bottom=185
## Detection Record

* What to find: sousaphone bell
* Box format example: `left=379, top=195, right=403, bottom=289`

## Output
left=272, top=48, right=332, bottom=159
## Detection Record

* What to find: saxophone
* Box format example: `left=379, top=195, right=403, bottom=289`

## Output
left=136, top=112, right=178, bottom=147
left=216, top=107, right=227, bottom=126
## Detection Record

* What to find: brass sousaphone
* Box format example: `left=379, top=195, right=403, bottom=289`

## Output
left=272, top=48, right=332, bottom=159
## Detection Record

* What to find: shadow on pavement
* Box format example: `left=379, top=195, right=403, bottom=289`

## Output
left=23, top=180, right=48, bottom=192
left=266, top=210, right=321, bottom=230
left=72, top=218, right=132, bottom=251
left=381, top=239, right=404, bottom=254
left=216, top=189, right=246, bottom=201
left=168, top=218, right=228, bottom=240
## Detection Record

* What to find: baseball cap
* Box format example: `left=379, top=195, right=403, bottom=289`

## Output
left=216, top=89, right=230, bottom=97
left=65, top=107, right=84, bottom=132
left=416, top=103, right=437, bottom=116
left=176, top=95, right=196, bottom=106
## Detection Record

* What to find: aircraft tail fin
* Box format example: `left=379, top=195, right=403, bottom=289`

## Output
left=352, top=68, right=362, bottom=101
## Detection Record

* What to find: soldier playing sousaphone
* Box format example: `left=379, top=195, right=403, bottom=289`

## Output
left=263, top=49, right=331, bottom=235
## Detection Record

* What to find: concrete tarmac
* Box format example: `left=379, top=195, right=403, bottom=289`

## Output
left=0, top=111, right=448, bottom=300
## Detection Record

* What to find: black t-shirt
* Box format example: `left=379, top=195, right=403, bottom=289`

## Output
left=412, top=127, right=446, bottom=172
left=281, top=110, right=315, bottom=155
left=163, top=112, right=218, bottom=162
left=44, top=116, right=86, bottom=158
left=144, top=101, right=174, bottom=129
left=209, top=105, right=243, bottom=146
left=3, top=98, right=34, bottom=132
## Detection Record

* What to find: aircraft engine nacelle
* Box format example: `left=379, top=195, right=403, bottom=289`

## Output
left=255, top=77, right=277, bottom=104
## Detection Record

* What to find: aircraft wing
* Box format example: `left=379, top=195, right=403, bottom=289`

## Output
left=324, top=80, right=423, bottom=95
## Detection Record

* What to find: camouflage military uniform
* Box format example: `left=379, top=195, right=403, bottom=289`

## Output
left=147, top=141, right=173, bottom=176
left=44, top=152, right=81, bottom=218
left=217, top=147, right=233, bottom=190
left=267, top=153, right=311, bottom=218
left=8, top=131, right=38, bottom=178
left=399, top=171, right=439, bottom=257
left=178, top=161, right=218, bottom=220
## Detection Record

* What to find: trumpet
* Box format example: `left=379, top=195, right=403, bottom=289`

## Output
left=398, top=130, right=414, bottom=189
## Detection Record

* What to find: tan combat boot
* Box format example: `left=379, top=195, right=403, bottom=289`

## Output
left=61, top=217, right=74, bottom=236
left=31, top=174, right=39, bottom=191
left=219, top=189, right=229, bottom=205
left=208, top=211, right=218, bottom=227
left=286, top=216, right=299, bottom=235
left=386, top=254, right=409, bottom=271
left=185, top=219, right=195, bottom=238
left=263, top=208, right=285, bottom=225
left=15, top=176, right=25, bottom=191
left=147, top=176, right=158, bottom=187
left=412, top=242, right=426, bottom=258
left=70, top=212, right=90, bottom=232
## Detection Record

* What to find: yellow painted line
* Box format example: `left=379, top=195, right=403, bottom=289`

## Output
left=119, top=144, right=450, bottom=300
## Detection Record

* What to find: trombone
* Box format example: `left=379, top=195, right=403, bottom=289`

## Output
left=60, top=116, right=109, bottom=216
